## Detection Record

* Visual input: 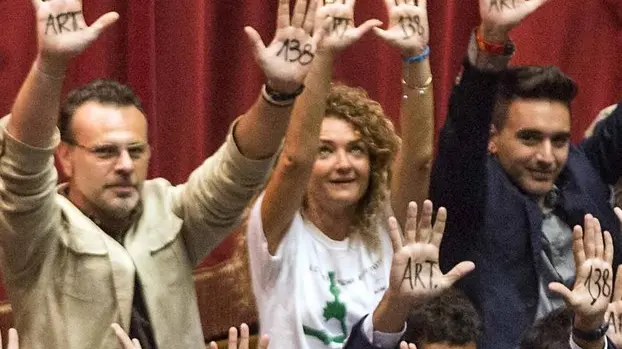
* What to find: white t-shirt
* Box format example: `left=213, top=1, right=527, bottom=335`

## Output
left=247, top=194, right=393, bottom=349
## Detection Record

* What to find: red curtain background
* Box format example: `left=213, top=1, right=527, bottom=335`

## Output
left=0, top=0, right=621, bottom=301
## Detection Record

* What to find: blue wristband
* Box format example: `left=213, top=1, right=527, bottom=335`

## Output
left=402, top=45, right=430, bottom=63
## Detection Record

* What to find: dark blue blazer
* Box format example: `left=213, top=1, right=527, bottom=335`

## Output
left=429, top=60, right=622, bottom=349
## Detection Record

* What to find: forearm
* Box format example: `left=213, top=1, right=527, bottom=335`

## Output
left=372, top=289, right=412, bottom=333
left=259, top=51, right=335, bottom=253
left=8, top=56, right=67, bottom=147
left=283, top=51, right=334, bottom=163
left=234, top=94, right=293, bottom=160
left=391, top=57, right=433, bottom=222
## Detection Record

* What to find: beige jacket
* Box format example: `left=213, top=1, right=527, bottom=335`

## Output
left=0, top=120, right=275, bottom=349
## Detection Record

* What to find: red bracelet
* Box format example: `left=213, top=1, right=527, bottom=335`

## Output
left=475, top=26, right=507, bottom=55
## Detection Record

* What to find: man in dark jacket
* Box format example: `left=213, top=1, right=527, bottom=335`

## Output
left=430, top=0, right=622, bottom=348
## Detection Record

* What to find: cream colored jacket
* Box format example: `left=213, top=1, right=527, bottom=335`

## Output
left=0, top=120, right=275, bottom=349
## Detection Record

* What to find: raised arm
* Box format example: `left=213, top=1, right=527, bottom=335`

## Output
left=9, top=0, right=118, bottom=147
left=261, top=0, right=380, bottom=254
left=372, top=201, right=475, bottom=333
left=234, top=0, right=318, bottom=160
left=373, top=0, right=433, bottom=224
left=430, top=0, right=550, bottom=247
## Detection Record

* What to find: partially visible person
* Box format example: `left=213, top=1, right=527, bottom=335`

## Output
left=342, top=201, right=474, bottom=349
left=246, top=0, right=436, bottom=348
left=404, top=288, right=481, bottom=349
left=0, top=0, right=313, bottom=349
left=584, top=105, right=621, bottom=208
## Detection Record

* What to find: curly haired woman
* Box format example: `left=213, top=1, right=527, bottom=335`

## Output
left=246, top=0, right=435, bottom=348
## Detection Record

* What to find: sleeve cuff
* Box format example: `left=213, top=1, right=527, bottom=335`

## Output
left=467, top=30, right=512, bottom=72
left=363, top=314, right=406, bottom=349
left=224, top=117, right=280, bottom=184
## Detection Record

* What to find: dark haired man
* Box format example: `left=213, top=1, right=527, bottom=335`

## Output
left=0, top=0, right=320, bottom=349
left=404, top=289, right=481, bottom=349
left=430, top=0, right=622, bottom=348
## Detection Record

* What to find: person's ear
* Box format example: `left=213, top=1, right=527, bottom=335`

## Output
left=56, top=142, right=74, bottom=178
left=488, top=124, right=499, bottom=154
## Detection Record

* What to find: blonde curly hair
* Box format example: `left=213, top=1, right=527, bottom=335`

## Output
left=305, top=83, right=400, bottom=251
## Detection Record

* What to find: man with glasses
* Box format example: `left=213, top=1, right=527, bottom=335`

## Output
left=0, top=0, right=318, bottom=349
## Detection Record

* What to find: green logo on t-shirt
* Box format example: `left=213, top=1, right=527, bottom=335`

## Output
left=303, top=271, right=348, bottom=345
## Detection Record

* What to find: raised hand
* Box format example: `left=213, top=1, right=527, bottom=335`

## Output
left=549, top=215, right=613, bottom=332
left=387, top=201, right=475, bottom=302
left=208, top=324, right=270, bottom=349
left=0, top=329, right=19, bottom=349
left=315, top=0, right=382, bottom=53
left=479, top=0, right=549, bottom=41
left=32, top=0, right=118, bottom=64
left=373, top=0, right=429, bottom=56
left=245, top=0, right=319, bottom=93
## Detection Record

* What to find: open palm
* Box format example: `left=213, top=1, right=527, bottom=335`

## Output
left=315, top=0, right=381, bottom=53
left=374, top=0, right=429, bottom=56
left=387, top=201, right=474, bottom=302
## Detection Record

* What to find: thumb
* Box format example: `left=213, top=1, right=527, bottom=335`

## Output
left=257, top=335, right=270, bottom=349
left=244, top=26, right=266, bottom=60
left=372, top=27, right=393, bottom=42
left=356, top=19, right=383, bottom=37
left=89, top=12, right=120, bottom=37
left=518, top=0, right=550, bottom=18
left=443, top=261, right=475, bottom=285
left=548, top=282, right=574, bottom=306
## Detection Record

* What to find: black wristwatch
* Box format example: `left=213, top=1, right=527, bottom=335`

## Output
left=572, top=322, right=609, bottom=342
left=264, top=84, right=304, bottom=102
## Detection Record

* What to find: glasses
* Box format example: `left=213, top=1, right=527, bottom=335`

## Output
left=67, top=141, right=149, bottom=161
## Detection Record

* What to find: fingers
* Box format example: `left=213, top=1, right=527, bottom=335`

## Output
left=111, top=323, right=135, bottom=349
left=244, top=27, right=266, bottom=58
left=416, top=200, right=432, bottom=242
left=548, top=282, right=574, bottom=306
left=257, top=335, right=270, bottom=349
left=292, top=0, right=309, bottom=27
left=604, top=230, right=614, bottom=265
left=614, top=265, right=622, bottom=302
left=227, top=327, right=238, bottom=349
left=372, top=27, right=393, bottom=42
left=594, top=217, right=604, bottom=260
left=303, top=0, right=318, bottom=33
left=404, top=201, right=418, bottom=244
left=276, top=0, right=290, bottom=28
left=615, top=207, right=622, bottom=226
left=443, top=261, right=475, bottom=286
left=354, top=19, right=383, bottom=38
left=238, top=324, right=250, bottom=349
left=430, top=207, right=447, bottom=248
left=584, top=214, right=596, bottom=260
left=88, top=12, right=120, bottom=37
left=7, top=329, right=17, bottom=349
left=209, top=342, right=219, bottom=349
left=572, top=224, right=586, bottom=267
left=388, top=216, right=404, bottom=252
left=131, top=339, right=142, bottom=349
